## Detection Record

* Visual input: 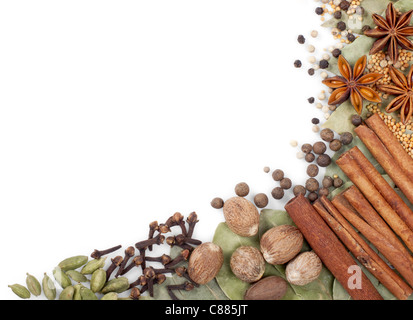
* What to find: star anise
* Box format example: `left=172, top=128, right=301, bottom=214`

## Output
left=378, top=65, right=413, bottom=124
left=322, top=55, right=383, bottom=114
left=364, top=2, right=413, bottom=63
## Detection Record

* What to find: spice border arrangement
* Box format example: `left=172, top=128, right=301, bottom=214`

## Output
left=8, top=0, right=413, bottom=301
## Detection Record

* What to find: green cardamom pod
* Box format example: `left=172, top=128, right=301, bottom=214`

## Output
left=100, top=292, right=118, bottom=300
left=80, top=287, right=98, bottom=300
left=53, top=267, right=72, bottom=289
left=25, top=273, right=41, bottom=296
left=59, top=285, right=75, bottom=300
left=90, top=268, right=106, bottom=293
left=80, top=257, right=106, bottom=275
left=73, top=284, right=83, bottom=300
left=42, top=273, right=56, bottom=300
left=58, top=255, right=88, bottom=272
left=8, top=284, right=31, bottom=299
left=101, top=277, right=129, bottom=294
left=66, top=270, right=88, bottom=283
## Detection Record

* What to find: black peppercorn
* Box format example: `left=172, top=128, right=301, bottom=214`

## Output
left=305, top=153, right=315, bottom=163
left=337, top=21, right=346, bottom=31
left=297, top=35, right=305, bottom=44
left=329, top=139, right=342, bottom=152
left=339, top=1, right=350, bottom=11
left=272, top=169, right=284, bottom=181
left=301, top=143, right=313, bottom=154
left=306, top=164, right=319, bottom=178
left=315, top=7, right=324, bottom=15
left=332, top=48, right=341, bottom=58
left=347, top=33, right=356, bottom=42
left=322, top=176, right=334, bottom=188
left=351, top=114, right=362, bottom=126
left=294, top=60, right=302, bottom=68
left=271, top=187, right=284, bottom=200
left=293, top=185, right=306, bottom=197
left=312, top=118, right=320, bottom=125
left=280, top=178, right=292, bottom=190
left=317, top=154, right=332, bottom=167
left=305, top=178, right=319, bottom=192
left=320, top=128, right=335, bottom=142
left=308, top=68, right=315, bottom=76
left=319, top=59, right=329, bottom=69
left=340, top=132, right=353, bottom=145
left=333, top=11, right=342, bottom=19
left=313, top=141, right=327, bottom=155
left=308, top=97, right=315, bottom=104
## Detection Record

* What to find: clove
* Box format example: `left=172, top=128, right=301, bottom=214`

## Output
left=128, top=275, right=146, bottom=289
left=135, top=234, right=165, bottom=250
left=120, top=255, right=144, bottom=276
left=145, top=254, right=172, bottom=266
left=90, top=245, right=122, bottom=259
left=129, top=287, right=141, bottom=300
left=166, top=236, right=194, bottom=251
left=106, top=256, right=123, bottom=281
left=115, top=246, right=135, bottom=278
left=165, top=249, right=190, bottom=269
left=147, top=221, right=159, bottom=251
left=175, top=266, right=199, bottom=287
left=143, top=267, right=156, bottom=297
left=186, top=212, right=198, bottom=238
left=175, top=234, right=202, bottom=246
left=140, top=274, right=166, bottom=294
left=166, top=282, right=195, bottom=300
left=165, top=212, right=187, bottom=236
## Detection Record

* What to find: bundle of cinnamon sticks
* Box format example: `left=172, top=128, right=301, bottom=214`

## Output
left=286, top=114, right=413, bottom=300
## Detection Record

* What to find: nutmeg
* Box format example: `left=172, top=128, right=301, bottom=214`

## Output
left=187, top=242, right=223, bottom=285
left=285, top=251, right=322, bottom=286
left=230, top=246, right=265, bottom=283
left=222, top=197, right=260, bottom=237
left=260, top=225, right=303, bottom=265
left=244, top=276, right=287, bottom=300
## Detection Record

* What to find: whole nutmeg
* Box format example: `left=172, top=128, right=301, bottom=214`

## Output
left=260, top=225, right=304, bottom=265
left=223, top=197, right=260, bottom=237
left=244, top=276, right=288, bottom=300
left=188, top=242, right=223, bottom=285
left=285, top=251, right=322, bottom=286
left=230, top=246, right=265, bottom=283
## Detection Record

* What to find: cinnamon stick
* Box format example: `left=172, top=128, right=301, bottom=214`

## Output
left=285, top=194, right=383, bottom=300
left=365, top=113, right=413, bottom=182
left=332, top=195, right=413, bottom=289
left=348, top=146, right=413, bottom=231
left=314, top=197, right=412, bottom=300
left=354, top=124, right=413, bottom=205
left=336, top=151, right=413, bottom=253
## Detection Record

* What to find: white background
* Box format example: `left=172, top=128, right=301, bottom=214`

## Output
left=0, top=0, right=332, bottom=299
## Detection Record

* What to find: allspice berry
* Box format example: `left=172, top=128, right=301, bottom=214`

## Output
left=188, top=243, right=224, bottom=285
left=305, top=178, right=319, bottom=192
left=305, top=153, right=315, bottom=163
left=317, top=154, right=332, bottom=167
left=351, top=114, right=362, bottom=126
left=271, top=187, right=284, bottom=200
left=272, top=169, right=284, bottom=181
left=285, top=251, right=322, bottom=286
left=230, top=246, right=265, bottom=283
left=313, top=141, right=327, bottom=155
left=319, top=187, right=329, bottom=197
left=254, top=193, right=269, bottom=208
left=260, top=225, right=304, bottom=265
left=308, top=192, right=318, bottom=202
left=334, top=177, right=344, bottom=188
left=340, top=132, right=353, bottom=145
left=306, top=164, right=319, bottom=177
left=301, top=143, right=313, bottom=154
left=329, top=139, right=342, bottom=152
left=293, top=185, right=306, bottom=197
left=322, top=176, right=334, bottom=188
left=211, top=197, right=224, bottom=209
left=235, top=182, right=249, bottom=197
left=223, top=197, right=260, bottom=237
left=320, top=128, right=335, bottom=142
left=280, top=178, right=292, bottom=190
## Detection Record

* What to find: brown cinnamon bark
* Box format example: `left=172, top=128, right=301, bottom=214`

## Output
left=314, top=197, right=412, bottom=300
left=332, top=195, right=413, bottom=289
left=354, top=124, right=413, bottom=205
left=348, top=146, right=413, bottom=231
left=336, top=152, right=413, bottom=253
left=285, top=194, right=383, bottom=300
left=365, top=113, right=413, bottom=182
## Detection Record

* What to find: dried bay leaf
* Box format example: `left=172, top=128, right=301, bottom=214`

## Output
left=394, top=0, right=413, bottom=17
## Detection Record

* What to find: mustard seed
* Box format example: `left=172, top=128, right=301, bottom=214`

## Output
left=235, top=182, right=250, bottom=197
left=271, top=187, right=284, bottom=200
left=272, top=169, right=284, bottom=181
left=254, top=193, right=269, bottom=208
